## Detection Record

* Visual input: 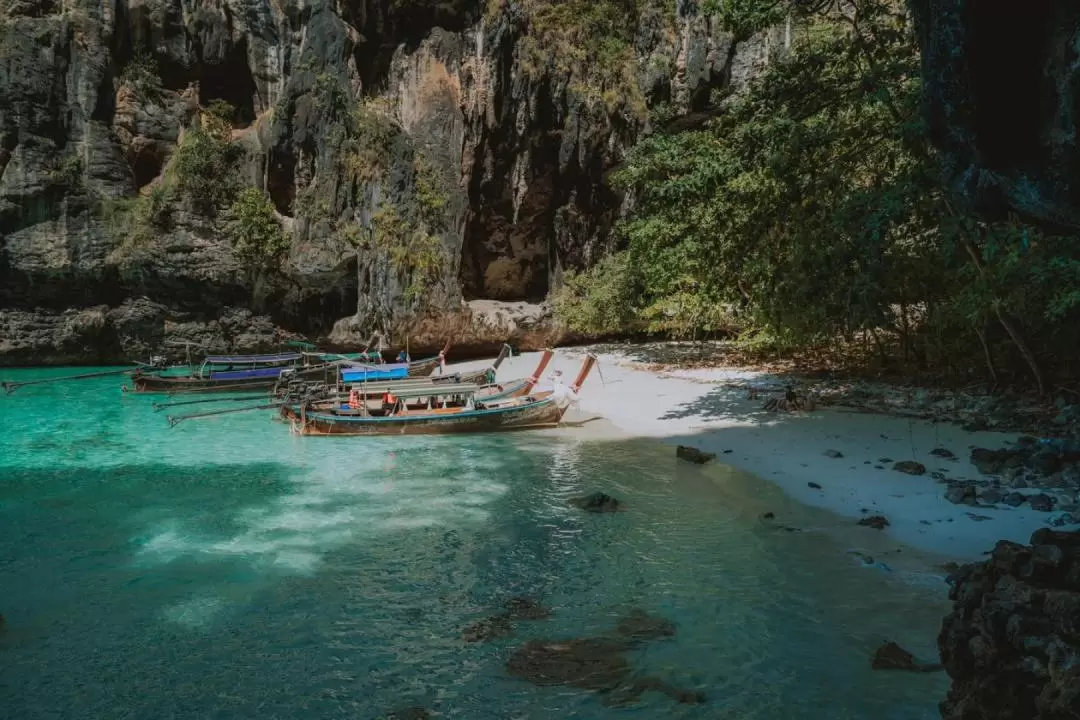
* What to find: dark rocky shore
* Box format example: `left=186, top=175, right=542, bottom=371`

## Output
left=940, top=529, right=1080, bottom=719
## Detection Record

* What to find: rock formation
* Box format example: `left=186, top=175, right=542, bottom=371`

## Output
left=569, top=491, right=623, bottom=513
left=0, top=0, right=779, bottom=363
left=909, top=2, right=1080, bottom=229
left=938, top=529, right=1080, bottom=719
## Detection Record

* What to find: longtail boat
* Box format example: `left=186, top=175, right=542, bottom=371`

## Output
left=127, top=352, right=342, bottom=393
left=289, top=353, right=596, bottom=437
left=277, top=349, right=555, bottom=420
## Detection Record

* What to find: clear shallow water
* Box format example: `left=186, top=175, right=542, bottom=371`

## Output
left=0, top=368, right=949, bottom=719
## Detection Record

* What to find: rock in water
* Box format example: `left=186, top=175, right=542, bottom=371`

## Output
left=462, top=614, right=514, bottom=643
left=602, top=676, right=707, bottom=707
left=871, top=642, right=942, bottom=672
left=381, top=708, right=431, bottom=720
left=893, top=461, right=926, bottom=475
left=507, top=638, right=633, bottom=691
left=504, top=596, right=553, bottom=621
left=857, top=515, right=890, bottom=530
left=615, top=609, right=676, bottom=641
left=676, top=446, right=715, bottom=464
left=569, top=492, right=623, bottom=513
left=939, top=529, right=1080, bottom=719
left=931, top=448, right=956, bottom=459
left=824, top=449, right=844, bottom=458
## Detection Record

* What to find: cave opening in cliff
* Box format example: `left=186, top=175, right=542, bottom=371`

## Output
left=965, top=2, right=1054, bottom=174
left=267, top=147, right=296, bottom=217
left=198, top=40, right=257, bottom=128
left=131, top=145, right=167, bottom=190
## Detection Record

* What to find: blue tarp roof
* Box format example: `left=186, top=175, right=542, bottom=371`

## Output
left=341, top=363, right=409, bottom=383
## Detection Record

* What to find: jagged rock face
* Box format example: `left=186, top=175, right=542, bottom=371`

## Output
left=910, top=1, right=1080, bottom=229
left=0, top=0, right=771, bottom=362
left=938, top=529, right=1080, bottom=720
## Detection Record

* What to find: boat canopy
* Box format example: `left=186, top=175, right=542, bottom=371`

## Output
left=379, top=384, right=480, bottom=400
left=203, top=353, right=302, bottom=365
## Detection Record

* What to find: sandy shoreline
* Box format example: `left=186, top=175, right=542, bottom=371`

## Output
left=450, top=347, right=1079, bottom=562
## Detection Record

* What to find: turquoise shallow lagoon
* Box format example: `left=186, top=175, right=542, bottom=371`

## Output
left=0, top=368, right=949, bottom=718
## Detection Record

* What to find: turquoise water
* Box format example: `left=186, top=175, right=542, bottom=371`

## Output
left=0, top=368, right=949, bottom=719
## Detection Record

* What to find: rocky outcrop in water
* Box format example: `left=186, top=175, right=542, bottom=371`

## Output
left=938, top=529, right=1080, bottom=719
left=0, top=0, right=777, bottom=363
left=462, top=595, right=552, bottom=642
left=909, top=2, right=1080, bottom=229
left=506, top=608, right=703, bottom=706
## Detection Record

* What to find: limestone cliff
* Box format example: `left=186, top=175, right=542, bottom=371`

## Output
left=939, top=529, right=1080, bottom=720
left=0, top=0, right=775, bottom=363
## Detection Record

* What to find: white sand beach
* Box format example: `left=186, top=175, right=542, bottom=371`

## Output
left=448, top=346, right=1079, bottom=562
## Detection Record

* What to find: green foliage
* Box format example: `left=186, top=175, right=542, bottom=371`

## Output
left=702, top=0, right=790, bottom=39
left=370, top=203, right=445, bottom=302
left=552, top=252, right=642, bottom=335
left=342, top=98, right=399, bottom=184
left=171, top=119, right=243, bottom=213
left=49, top=153, right=84, bottom=191
left=205, top=99, right=237, bottom=129
left=224, top=188, right=289, bottom=269
left=118, top=52, right=162, bottom=101
left=517, top=0, right=672, bottom=121
left=560, top=0, right=1080, bottom=384
left=102, top=184, right=174, bottom=262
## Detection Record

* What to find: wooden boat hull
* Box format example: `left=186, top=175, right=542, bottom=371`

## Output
left=293, top=397, right=566, bottom=436
left=407, top=355, right=443, bottom=376
left=130, top=363, right=340, bottom=394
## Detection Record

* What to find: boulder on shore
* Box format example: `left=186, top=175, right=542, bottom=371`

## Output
left=857, top=515, right=890, bottom=530
left=939, top=529, right=1080, bottom=719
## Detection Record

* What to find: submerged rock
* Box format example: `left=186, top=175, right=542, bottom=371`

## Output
left=601, top=676, right=707, bottom=707
left=893, top=461, right=927, bottom=476
left=381, top=708, right=431, bottom=720
left=871, top=642, right=943, bottom=672
left=615, top=609, right=676, bottom=641
left=676, top=446, right=716, bottom=464
left=507, top=635, right=702, bottom=707
left=504, top=596, right=553, bottom=621
left=824, top=449, right=844, bottom=458
left=857, top=515, right=890, bottom=530
left=463, top=614, right=514, bottom=643
left=931, top=448, right=956, bottom=459
left=507, top=637, right=633, bottom=690
left=569, top=492, right=623, bottom=513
